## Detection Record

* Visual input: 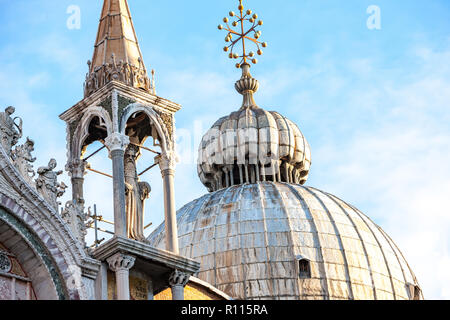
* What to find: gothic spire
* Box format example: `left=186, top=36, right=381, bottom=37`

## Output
left=84, top=0, right=152, bottom=97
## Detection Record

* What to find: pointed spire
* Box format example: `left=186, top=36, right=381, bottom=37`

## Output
left=84, top=0, right=151, bottom=97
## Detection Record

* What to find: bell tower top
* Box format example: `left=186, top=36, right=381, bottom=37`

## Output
left=84, top=0, right=152, bottom=97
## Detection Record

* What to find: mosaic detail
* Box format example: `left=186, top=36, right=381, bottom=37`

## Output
left=10, top=258, right=27, bottom=278
left=68, top=114, right=84, bottom=144
left=118, top=95, right=136, bottom=121
left=99, top=96, right=113, bottom=122
left=0, top=252, right=11, bottom=273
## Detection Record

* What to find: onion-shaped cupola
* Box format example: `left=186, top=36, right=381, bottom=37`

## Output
left=198, top=7, right=311, bottom=192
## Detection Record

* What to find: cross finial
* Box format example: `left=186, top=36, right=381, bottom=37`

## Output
left=218, top=0, right=268, bottom=69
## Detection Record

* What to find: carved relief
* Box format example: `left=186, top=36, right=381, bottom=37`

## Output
left=61, top=201, right=87, bottom=249
left=84, top=55, right=152, bottom=98
left=0, top=136, right=100, bottom=300
left=155, top=110, right=174, bottom=143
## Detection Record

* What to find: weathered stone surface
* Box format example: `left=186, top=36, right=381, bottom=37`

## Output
left=1, top=137, right=100, bottom=300
left=149, top=182, right=422, bottom=300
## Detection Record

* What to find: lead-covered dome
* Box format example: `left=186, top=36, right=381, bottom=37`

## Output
left=148, top=182, right=422, bottom=300
left=198, top=64, right=311, bottom=192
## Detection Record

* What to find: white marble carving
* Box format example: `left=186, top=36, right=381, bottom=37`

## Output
left=61, top=201, right=87, bottom=248
left=35, top=159, right=68, bottom=210
left=12, top=137, right=36, bottom=186
left=0, top=106, right=22, bottom=157
left=104, top=132, right=130, bottom=154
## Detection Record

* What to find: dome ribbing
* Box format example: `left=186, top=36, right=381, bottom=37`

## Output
left=197, top=64, right=311, bottom=192
left=149, top=182, right=422, bottom=300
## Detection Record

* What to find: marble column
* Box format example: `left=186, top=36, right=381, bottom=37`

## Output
left=169, top=270, right=190, bottom=300
left=66, top=159, right=86, bottom=204
left=157, top=152, right=179, bottom=254
left=106, top=253, right=135, bottom=300
left=105, top=133, right=130, bottom=238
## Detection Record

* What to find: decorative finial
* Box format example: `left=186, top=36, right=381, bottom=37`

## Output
left=218, top=0, right=268, bottom=69
left=218, top=0, right=268, bottom=109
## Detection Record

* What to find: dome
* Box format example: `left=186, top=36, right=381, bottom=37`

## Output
left=198, top=64, right=311, bottom=192
left=148, top=182, right=422, bottom=300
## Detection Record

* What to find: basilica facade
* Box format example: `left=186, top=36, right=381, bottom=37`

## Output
left=0, top=0, right=422, bottom=300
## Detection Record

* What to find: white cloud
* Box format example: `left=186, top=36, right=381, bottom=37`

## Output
left=310, top=44, right=450, bottom=299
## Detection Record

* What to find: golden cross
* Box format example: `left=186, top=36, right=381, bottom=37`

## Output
left=218, top=0, right=268, bottom=68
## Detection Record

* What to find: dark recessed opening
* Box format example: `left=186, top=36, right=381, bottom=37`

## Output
left=298, top=259, right=311, bottom=279
left=407, top=283, right=422, bottom=300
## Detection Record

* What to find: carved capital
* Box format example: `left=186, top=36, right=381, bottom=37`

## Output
left=156, top=151, right=177, bottom=173
left=106, top=253, right=136, bottom=273
left=169, top=269, right=190, bottom=288
left=66, top=159, right=86, bottom=179
left=105, top=133, right=130, bottom=154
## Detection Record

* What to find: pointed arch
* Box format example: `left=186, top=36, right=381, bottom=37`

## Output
left=71, top=106, right=113, bottom=159
left=119, top=103, right=172, bottom=153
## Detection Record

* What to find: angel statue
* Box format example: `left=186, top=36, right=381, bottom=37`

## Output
left=35, top=159, right=67, bottom=210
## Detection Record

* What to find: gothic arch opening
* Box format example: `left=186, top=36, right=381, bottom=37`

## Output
left=123, top=111, right=163, bottom=237
left=80, top=116, right=109, bottom=158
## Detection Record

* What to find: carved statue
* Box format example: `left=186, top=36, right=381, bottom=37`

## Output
left=0, top=106, right=22, bottom=156
left=12, top=137, right=36, bottom=186
left=124, top=144, right=151, bottom=241
left=36, top=159, right=67, bottom=210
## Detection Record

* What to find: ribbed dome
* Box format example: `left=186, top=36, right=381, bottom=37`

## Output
left=148, top=182, right=422, bottom=300
left=198, top=64, right=311, bottom=192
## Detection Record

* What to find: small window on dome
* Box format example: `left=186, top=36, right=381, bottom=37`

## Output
left=296, top=256, right=311, bottom=279
left=406, top=283, right=422, bottom=300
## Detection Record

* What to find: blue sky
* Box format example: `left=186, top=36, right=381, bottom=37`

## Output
left=0, top=0, right=449, bottom=299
